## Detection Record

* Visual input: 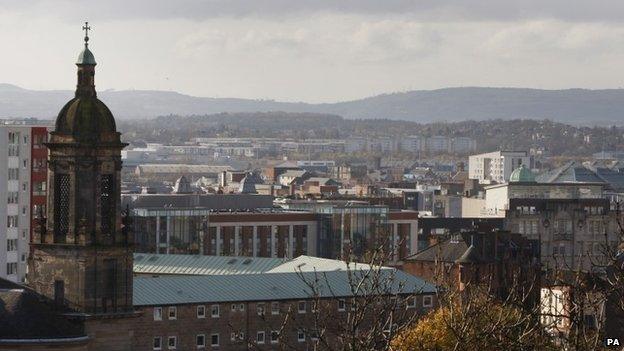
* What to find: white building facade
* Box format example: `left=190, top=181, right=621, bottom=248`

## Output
left=469, top=150, right=531, bottom=183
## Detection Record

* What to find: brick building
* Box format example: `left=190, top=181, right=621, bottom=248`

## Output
left=403, top=231, right=540, bottom=299
left=130, top=256, right=436, bottom=350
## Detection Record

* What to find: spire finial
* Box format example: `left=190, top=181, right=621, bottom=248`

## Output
left=82, top=21, right=91, bottom=47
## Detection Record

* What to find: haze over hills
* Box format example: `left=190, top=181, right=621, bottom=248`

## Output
left=1, top=83, right=623, bottom=125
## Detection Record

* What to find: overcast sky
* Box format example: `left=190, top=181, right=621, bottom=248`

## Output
left=2, top=0, right=624, bottom=102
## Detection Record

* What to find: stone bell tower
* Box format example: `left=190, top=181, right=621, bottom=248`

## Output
left=29, top=22, right=133, bottom=315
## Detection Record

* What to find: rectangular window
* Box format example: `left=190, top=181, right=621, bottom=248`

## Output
left=256, top=331, right=265, bottom=344
left=196, top=334, right=205, bottom=348
left=168, top=306, right=177, bottom=320
left=271, top=331, right=279, bottom=344
left=531, top=221, right=538, bottom=235
left=231, top=304, right=237, bottom=312
left=257, top=303, right=265, bottom=316
left=54, top=174, right=70, bottom=239
left=33, top=182, right=46, bottom=195
left=423, top=295, right=433, bottom=308
left=271, top=302, right=280, bottom=315
left=7, top=191, right=18, bottom=204
left=167, top=336, right=176, bottom=350
left=7, top=215, right=18, bottom=227
left=153, top=337, right=162, bottom=350
left=239, top=303, right=245, bottom=311
left=8, top=168, right=19, bottom=180
left=211, top=304, right=220, bottom=318
left=6, top=262, right=17, bottom=275
left=338, top=299, right=346, bottom=312
left=298, top=301, right=306, bottom=314
left=197, top=305, right=206, bottom=318
left=7, top=239, right=18, bottom=252
left=210, top=334, right=219, bottom=347
left=154, top=307, right=163, bottom=321
left=230, top=331, right=244, bottom=342
left=407, top=296, right=417, bottom=309
left=297, top=330, right=305, bottom=342
left=100, top=174, right=115, bottom=236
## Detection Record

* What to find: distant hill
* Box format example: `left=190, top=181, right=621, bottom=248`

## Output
left=1, top=84, right=623, bottom=125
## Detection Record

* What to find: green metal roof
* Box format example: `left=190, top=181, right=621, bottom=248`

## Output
left=133, top=268, right=436, bottom=306
left=133, top=253, right=285, bottom=275
left=266, top=255, right=374, bottom=273
left=509, top=165, right=535, bottom=183
left=76, top=46, right=96, bottom=65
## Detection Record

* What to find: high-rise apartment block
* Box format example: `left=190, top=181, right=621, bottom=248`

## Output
left=469, top=150, right=532, bottom=183
left=0, top=124, right=49, bottom=282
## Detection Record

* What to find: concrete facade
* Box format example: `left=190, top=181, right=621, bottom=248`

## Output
left=469, top=150, right=531, bottom=183
left=0, top=125, right=49, bottom=283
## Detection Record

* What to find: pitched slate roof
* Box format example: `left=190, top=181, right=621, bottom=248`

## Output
left=0, top=279, right=86, bottom=341
left=536, top=161, right=624, bottom=191
left=134, top=253, right=285, bottom=275
left=266, top=255, right=373, bottom=273
left=408, top=239, right=470, bottom=263
left=455, top=245, right=482, bottom=264
left=133, top=268, right=436, bottom=306
left=536, top=161, right=605, bottom=183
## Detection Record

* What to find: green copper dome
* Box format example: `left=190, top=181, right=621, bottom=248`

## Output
left=509, top=165, right=535, bottom=183
left=77, top=46, right=96, bottom=65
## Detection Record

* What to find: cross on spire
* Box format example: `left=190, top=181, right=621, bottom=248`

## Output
left=82, top=21, right=91, bottom=46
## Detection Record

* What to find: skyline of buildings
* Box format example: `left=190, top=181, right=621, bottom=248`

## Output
left=1, top=18, right=624, bottom=351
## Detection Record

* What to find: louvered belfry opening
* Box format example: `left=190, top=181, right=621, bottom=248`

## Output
left=100, top=174, right=114, bottom=237
left=54, top=174, right=70, bottom=242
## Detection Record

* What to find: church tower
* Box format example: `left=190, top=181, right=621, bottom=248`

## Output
left=29, top=23, right=133, bottom=315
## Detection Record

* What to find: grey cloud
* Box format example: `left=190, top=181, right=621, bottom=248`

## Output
left=5, top=0, right=624, bottom=23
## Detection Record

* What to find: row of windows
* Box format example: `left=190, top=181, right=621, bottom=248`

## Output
left=584, top=206, right=605, bottom=215
left=153, top=296, right=434, bottom=322
left=154, top=334, right=218, bottom=350
left=515, top=206, right=537, bottom=215
left=153, top=329, right=314, bottom=350
left=517, top=220, right=539, bottom=235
